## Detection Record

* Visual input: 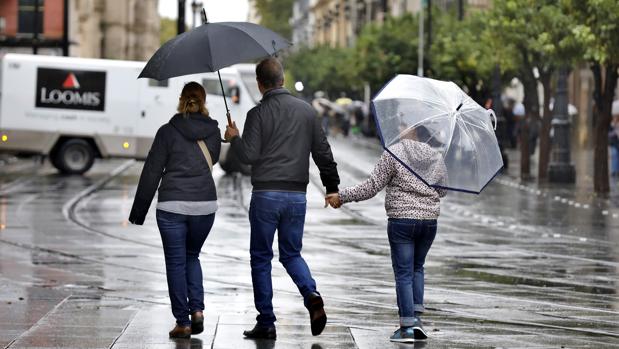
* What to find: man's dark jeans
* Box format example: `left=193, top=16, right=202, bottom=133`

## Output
left=156, top=210, right=215, bottom=326
left=249, top=191, right=318, bottom=327
left=387, top=218, right=437, bottom=327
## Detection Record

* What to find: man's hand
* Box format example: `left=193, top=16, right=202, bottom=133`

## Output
left=324, top=193, right=342, bottom=209
left=224, top=121, right=239, bottom=141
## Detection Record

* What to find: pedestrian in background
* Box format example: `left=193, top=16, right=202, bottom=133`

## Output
left=224, top=58, right=339, bottom=339
left=129, top=82, right=221, bottom=339
left=326, top=126, right=447, bottom=343
left=335, top=92, right=353, bottom=136
left=312, top=91, right=331, bottom=136
left=504, top=98, right=517, bottom=148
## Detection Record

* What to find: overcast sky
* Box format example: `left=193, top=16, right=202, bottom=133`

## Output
left=158, top=0, right=249, bottom=23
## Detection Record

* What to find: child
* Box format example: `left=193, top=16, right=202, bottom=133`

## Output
left=327, top=126, right=447, bottom=343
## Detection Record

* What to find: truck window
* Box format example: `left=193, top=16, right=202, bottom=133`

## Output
left=203, top=78, right=232, bottom=97
left=240, top=71, right=261, bottom=104
left=148, top=79, right=169, bottom=87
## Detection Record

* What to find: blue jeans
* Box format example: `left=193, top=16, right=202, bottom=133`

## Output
left=156, top=210, right=215, bottom=326
left=387, top=218, right=437, bottom=327
left=249, top=191, right=318, bottom=327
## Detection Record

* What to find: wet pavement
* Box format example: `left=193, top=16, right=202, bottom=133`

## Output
left=0, top=138, right=618, bottom=348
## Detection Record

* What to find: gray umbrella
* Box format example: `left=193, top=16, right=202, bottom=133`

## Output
left=139, top=11, right=291, bottom=125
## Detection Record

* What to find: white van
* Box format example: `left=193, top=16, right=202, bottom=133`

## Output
left=0, top=54, right=258, bottom=174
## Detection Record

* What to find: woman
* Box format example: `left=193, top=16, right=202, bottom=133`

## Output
left=129, top=82, right=221, bottom=338
left=327, top=126, right=447, bottom=343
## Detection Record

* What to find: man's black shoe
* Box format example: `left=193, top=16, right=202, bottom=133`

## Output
left=307, top=292, right=327, bottom=336
left=243, top=325, right=276, bottom=339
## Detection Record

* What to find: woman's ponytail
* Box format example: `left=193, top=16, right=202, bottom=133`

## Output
left=177, top=82, right=209, bottom=116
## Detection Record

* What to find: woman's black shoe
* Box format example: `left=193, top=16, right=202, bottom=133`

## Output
left=307, top=292, right=327, bottom=336
left=243, top=325, right=277, bottom=339
left=191, top=311, right=204, bottom=334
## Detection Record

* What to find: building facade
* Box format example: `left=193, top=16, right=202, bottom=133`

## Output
left=247, top=0, right=261, bottom=23
left=0, top=0, right=160, bottom=61
left=70, top=0, right=160, bottom=60
left=0, top=0, right=66, bottom=55
left=291, top=0, right=314, bottom=47
left=296, top=0, right=490, bottom=48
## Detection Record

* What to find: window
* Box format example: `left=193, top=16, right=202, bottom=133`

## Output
left=148, top=79, right=169, bottom=87
left=203, top=78, right=232, bottom=97
left=18, top=0, right=44, bottom=35
left=240, top=71, right=261, bottom=104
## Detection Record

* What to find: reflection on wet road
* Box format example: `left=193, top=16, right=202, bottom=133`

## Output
left=0, top=138, right=617, bottom=348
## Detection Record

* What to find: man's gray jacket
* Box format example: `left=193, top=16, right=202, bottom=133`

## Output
left=230, top=88, right=340, bottom=193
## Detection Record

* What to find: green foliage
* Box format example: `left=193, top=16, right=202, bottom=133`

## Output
left=285, top=46, right=360, bottom=98
left=160, top=17, right=178, bottom=45
left=485, top=0, right=583, bottom=71
left=428, top=10, right=503, bottom=101
left=564, top=0, right=619, bottom=65
left=353, top=14, right=420, bottom=93
left=255, top=0, right=294, bottom=40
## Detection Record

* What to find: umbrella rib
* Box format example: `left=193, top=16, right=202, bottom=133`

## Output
left=455, top=116, right=483, bottom=188
left=458, top=118, right=489, bottom=132
left=219, top=22, right=289, bottom=54
left=378, top=96, right=450, bottom=112
left=441, top=113, right=458, bottom=162
left=386, top=112, right=449, bottom=147
left=460, top=109, right=494, bottom=132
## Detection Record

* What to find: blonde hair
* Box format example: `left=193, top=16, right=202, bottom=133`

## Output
left=177, top=81, right=209, bottom=116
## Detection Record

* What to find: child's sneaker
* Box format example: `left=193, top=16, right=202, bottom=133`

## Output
left=389, top=326, right=415, bottom=343
left=412, top=318, right=428, bottom=340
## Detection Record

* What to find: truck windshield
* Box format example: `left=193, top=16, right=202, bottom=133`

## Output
left=240, top=71, right=261, bottom=104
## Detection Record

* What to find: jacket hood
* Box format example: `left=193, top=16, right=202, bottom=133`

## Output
left=397, top=139, right=446, bottom=186
left=170, top=113, right=220, bottom=141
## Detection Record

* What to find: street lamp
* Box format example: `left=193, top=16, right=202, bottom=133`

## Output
left=295, top=81, right=305, bottom=92
left=177, top=0, right=187, bottom=35
left=417, top=0, right=425, bottom=77
left=548, top=67, right=576, bottom=183
left=191, top=1, right=203, bottom=29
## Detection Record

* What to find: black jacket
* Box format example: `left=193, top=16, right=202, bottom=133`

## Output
left=230, top=88, right=339, bottom=193
left=129, top=113, right=221, bottom=225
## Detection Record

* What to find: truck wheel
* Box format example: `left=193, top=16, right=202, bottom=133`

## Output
left=54, top=139, right=95, bottom=174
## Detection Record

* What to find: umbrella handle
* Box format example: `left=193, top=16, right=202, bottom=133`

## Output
left=217, top=70, right=234, bottom=127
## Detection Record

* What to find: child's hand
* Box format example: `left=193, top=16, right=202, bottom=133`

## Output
left=325, top=193, right=342, bottom=208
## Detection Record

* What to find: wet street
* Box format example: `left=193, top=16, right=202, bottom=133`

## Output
left=0, top=138, right=618, bottom=349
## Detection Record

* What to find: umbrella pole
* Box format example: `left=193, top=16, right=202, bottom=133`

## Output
left=218, top=70, right=233, bottom=127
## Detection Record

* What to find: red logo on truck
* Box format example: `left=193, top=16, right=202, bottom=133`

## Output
left=62, top=73, right=80, bottom=89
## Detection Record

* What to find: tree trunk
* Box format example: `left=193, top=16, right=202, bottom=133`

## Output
left=520, top=117, right=530, bottom=179
left=592, top=63, right=619, bottom=194
left=537, top=71, right=554, bottom=181
left=519, top=73, right=539, bottom=180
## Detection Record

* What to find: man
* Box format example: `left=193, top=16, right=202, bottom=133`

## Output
left=224, top=58, right=340, bottom=339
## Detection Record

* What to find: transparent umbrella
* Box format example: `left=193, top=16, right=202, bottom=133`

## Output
left=372, top=74, right=504, bottom=194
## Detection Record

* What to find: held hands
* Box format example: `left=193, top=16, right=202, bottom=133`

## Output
left=324, top=193, right=342, bottom=209
left=224, top=121, right=239, bottom=141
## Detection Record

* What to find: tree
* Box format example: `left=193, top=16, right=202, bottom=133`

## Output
left=429, top=11, right=504, bottom=105
left=285, top=46, right=360, bottom=99
left=353, top=14, right=420, bottom=94
left=160, top=17, right=178, bottom=45
left=255, top=0, right=294, bottom=40
left=485, top=0, right=581, bottom=181
left=567, top=0, right=619, bottom=194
